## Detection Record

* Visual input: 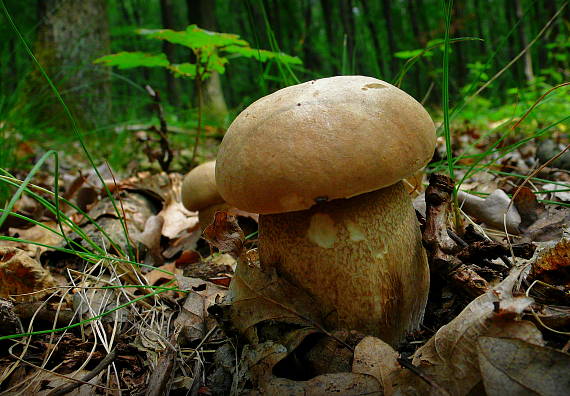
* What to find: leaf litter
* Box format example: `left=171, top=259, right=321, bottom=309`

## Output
left=1, top=134, right=570, bottom=395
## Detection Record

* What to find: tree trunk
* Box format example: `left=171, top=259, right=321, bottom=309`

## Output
left=339, top=0, right=355, bottom=73
left=359, top=0, right=385, bottom=78
left=30, top=0, right=111, bottom=129
left=187, top=0, right=228, bottom=123
left=454, top=2, right=466, bottom=89
left=160, top=0, right=182, bottom=106
left=381, top=0, right=396, bottom=78
left=319, top=0, right=339, bottom=74
left=515, top=0, right=534, bottom=82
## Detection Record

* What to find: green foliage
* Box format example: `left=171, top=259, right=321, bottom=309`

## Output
left=95, top=51, right=169, bottom=69
left=95, top=24, right=302, bottom=81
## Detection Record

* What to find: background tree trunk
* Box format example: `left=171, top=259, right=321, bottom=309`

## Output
left=515, top=0, right=534, bottom=82
left=30, top=0, right=111, bottom=129
left=381, top=0, right=396, bottom=79
left=160, top=0, right=182, bottom=106
left=188, top=0, right=228, bottom=123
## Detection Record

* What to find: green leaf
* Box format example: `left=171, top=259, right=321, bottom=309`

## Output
left=94, top=52, right=169, bottom=69
left=168, top=63, right=198, bottom=78
left=394, top=49, right=425, bottom=59
left=223, top=45, right=302, bottom=65
left=138, top=25, right=248, bottom=50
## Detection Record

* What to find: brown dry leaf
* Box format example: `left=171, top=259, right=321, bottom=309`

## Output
left=258, top=373, right=381, bottom=395
left=132, top=215, right=164, bottom=266
left=174, top=275, right=227, bottom=342
left=237, top=339, right=381, bottom=396
left=513, top=186, right=543, bottom=229
left=18, top=368, right=104, bottom=396
left=158, top=173, right=198, bottom=239
left=457, top=189, right=521, bottom=234
left=5, top=221, right=65, bottom=259
left=478, top=337, right=570, bottom=396
left=145, top=262, right=182, bottom=286
left=396, top=267, right=543, bottom=396
left=0, top=194, right=44, bottom=231
left=221, top=253, right=324, bottom=342
left=529, top=238, right=570, bottom=289
left=520, top=205, right=570, bottom=242
left=0, top=247, right=58, bottom=302
left=352, top=336, right=399, bottom=395
left=203, top=211, right=244, bottom=259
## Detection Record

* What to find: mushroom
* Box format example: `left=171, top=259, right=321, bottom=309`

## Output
left=181, top=161, right=228, bottom=229
left=216, top=76, right=436, bottom=345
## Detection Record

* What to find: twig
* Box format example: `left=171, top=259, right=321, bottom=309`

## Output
left=145, top=331, right=179, bottom=396
left=145, top=85, right=173, bottom=172
left=47, top=347, right=117, bottom=396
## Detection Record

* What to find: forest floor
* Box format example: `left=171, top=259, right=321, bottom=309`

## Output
left=0, top=121, right=569, bottom=395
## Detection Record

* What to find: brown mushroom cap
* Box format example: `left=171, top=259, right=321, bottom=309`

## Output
left=216, top=76, right=436, bottom=214
left=181, top=161, right=225, bottom=211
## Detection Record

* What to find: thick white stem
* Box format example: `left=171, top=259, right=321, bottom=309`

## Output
left=258, top=181, right=429, bottom=346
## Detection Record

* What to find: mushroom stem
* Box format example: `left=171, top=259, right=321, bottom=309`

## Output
left=258, top=181, right=429, bottom=345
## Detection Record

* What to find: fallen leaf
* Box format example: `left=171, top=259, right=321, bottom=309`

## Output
left=175, top=275, right=227, bottom=343
left=6, top=221, right=65, bottom=259
left=352, top=336, right=399, bottom=395
left=219, top=253, right=324, bottom=343
left=458, top=189, right=521, bottom=234
left=132, top=215, right=164, bottom=266
left=541, top=183, right=570, bottom=203
left=398, top=267, right=543, bottom=396
left=478, top=337, right=570, bottom=396
left=203, top=211, right=244, bottom=259
left=145, top=262, right=182, bottom=286
left=513, top=186, right=543, bottom=229
left=529, top=237, right=570, bottom=289
left=520, top=206, right=570, bottom=242
left=0, top=247, right=58, bottom=302
left=158, top=174, right=198, bottom=239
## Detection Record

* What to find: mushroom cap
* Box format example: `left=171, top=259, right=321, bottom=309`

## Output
left=216, top=76, right=436, bottom=214
left=181, top=161, right=225, bottom=211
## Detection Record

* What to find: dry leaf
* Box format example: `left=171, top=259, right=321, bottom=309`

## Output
left=352, top=336, right=399, bottom=395
left=5, top=221, right=65, bottom=258
left=478, top=337, right=570, bottom=396
left=259, top=373, right=381, bottom=395
left=132, top=215, right=164, bottom=266
left=396, top=267, right=543, bottom=396
left=158, top=177, right=198, bottom=239
left=145, top=262, right=182, bottom=286
left=203, top=211, right=244, bottom=259
left=221, top=254, right=324, bottom=342
left=0, top=247, right=58, bottom=302
left=529, top=237, right=570, bottom=289
left=175, top=275, right=227, bottom=342
left=458, top=189, right=521, bottom=234
left=542, top=183, right=570, bottom=203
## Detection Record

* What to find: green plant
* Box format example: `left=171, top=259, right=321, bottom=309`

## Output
left=95, top=24, right=302, bottom=163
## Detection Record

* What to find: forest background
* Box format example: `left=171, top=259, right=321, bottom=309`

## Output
left=0, top=0, right=568, bottom=188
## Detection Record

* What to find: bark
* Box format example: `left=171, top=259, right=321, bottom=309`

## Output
left=381, top=0, right=396, bottom=78
left=187, top=0, right=228, bottom=122
left=515, top=0, right=534, bottom=81
left=30, top=0, right=111, bottom=129
left=473, top=0, right=488, bottom=53
left=160, top=0, right=182, bottom=106
left=319, top=0, right=339, bottom=74
left=339, top=0, right=356, bottom=72
left=359, top=0, right=386, bottom=78
left=302, top=0, right=322, bottom=72
left=454, top=2, right=466, bottom=88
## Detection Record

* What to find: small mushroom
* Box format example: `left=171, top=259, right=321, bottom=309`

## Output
left=216, top=76, right=436, bottom=345
left=181, top=161, right=228, bottom=229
